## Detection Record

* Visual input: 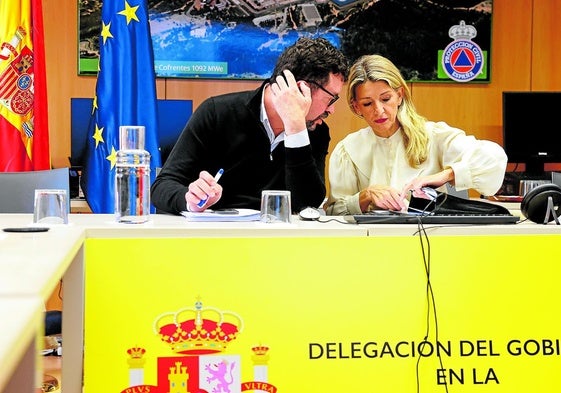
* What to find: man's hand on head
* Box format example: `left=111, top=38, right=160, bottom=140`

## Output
left=269, top=70, right=310, bottom=135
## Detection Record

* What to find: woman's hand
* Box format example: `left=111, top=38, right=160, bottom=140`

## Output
left=400, top=168, right=455, bottom=198
left=359, top=185, right=407, bottom=212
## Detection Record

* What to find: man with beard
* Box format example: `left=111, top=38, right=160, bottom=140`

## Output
left=151, top=37, right=349, bottom=214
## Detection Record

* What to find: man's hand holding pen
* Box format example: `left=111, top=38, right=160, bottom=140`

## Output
left=185, top=169, right=223, bottom=212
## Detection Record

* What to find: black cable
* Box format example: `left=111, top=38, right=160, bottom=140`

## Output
left=432, top=191, right=448, bottom=214
left=414, top=217, right=449, bottom=393
left=315, top=217, right=359, bottom=225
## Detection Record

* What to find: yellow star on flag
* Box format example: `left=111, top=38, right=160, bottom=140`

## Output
left=107, top=146, right=118, bottom=169
left=118, top=1, right=140, bottom=25
left=92, top=96, right=98, bottom=114
left=101, top=21, right=113, bottom=44
left=92, top=124, right=104, bottom=147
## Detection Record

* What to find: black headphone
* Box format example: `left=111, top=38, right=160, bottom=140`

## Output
left=520, top=183, right=561, bottom=223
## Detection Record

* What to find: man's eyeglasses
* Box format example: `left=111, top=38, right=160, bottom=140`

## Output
left=306, top=80, right=339, bottom=108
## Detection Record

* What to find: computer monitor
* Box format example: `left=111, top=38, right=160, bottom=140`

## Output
left=70, top=98, right=193, bottom=167
left=502, top=91, right=561, bottom=177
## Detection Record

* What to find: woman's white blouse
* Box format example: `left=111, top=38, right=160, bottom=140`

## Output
left=325, top=121, right=508, bottom=215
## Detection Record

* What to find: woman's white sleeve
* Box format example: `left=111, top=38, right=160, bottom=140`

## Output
left=435, top=122, right=508, bottom=196
left=325, top=143, right=363, bottom=215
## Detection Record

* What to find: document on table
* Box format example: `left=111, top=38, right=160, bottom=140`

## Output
left=181, top=209, right=261, bottom=222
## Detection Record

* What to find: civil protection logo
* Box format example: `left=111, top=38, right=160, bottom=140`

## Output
left=442, top=20, right=484, bottom=82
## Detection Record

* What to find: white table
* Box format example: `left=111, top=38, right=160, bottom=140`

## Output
left=0, top=213, right=366, bottom=392
left=1, top=212, right=560, bottom=392
left=0, top=214, right=85, bottom=393
left=0, top=296, right=43, bottom=393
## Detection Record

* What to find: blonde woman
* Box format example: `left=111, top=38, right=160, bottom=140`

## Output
left=325, top=54, right=507, bottom=215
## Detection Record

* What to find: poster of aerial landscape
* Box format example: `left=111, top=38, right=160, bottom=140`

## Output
left=78, top=0, right=492, bottom=82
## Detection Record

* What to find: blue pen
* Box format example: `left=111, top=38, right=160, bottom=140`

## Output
left=197, top=168, right=224, bottom=208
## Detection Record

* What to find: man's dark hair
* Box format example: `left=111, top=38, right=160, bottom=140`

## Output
left=269, top=37, right=349, bottom=86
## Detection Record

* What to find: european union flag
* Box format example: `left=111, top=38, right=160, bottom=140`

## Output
left=81, top=0, right=161, bottom=213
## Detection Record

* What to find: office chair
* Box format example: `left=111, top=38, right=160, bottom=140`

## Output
left=0, top=168, right=70, bottom=213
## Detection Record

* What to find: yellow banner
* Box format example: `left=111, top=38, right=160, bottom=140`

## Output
left=83, top=235, right=561, bottom=392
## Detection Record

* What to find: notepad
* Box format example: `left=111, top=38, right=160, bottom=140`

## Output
left=181, top=209, right=261, bottom=222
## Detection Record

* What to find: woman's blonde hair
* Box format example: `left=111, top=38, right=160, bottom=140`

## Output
left=347, top=54, right=429, bottom=167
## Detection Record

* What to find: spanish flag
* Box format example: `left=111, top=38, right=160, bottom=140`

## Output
left=0, top=0, right=50, bottom=171
left=81, top=0, right=161, bottom=213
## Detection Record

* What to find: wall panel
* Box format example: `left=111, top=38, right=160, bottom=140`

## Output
left=531, top=0, right=561, bottom=90
left=411, top=0, right=533, bottom=147
left=41, top=0, right=547, bottom=171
